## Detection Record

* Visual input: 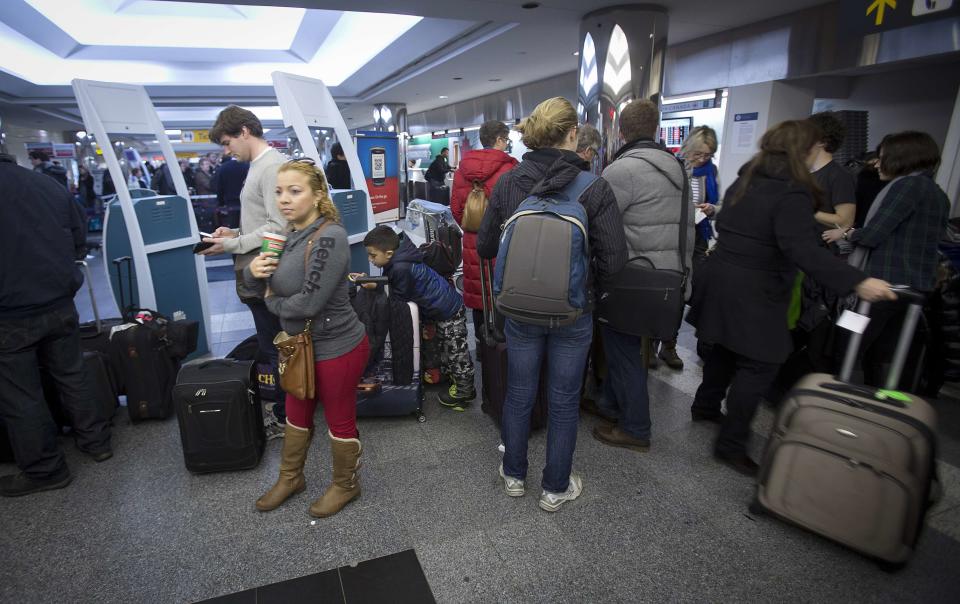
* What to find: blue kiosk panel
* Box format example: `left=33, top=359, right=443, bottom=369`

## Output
left=330, top=189, right=368, bottom=237
left=104, top=195, right=209, bottom=358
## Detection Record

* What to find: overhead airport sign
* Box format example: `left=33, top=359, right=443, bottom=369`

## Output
left=843, top=0, right=959, bottom=36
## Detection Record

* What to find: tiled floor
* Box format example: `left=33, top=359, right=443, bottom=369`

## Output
left=3, top=250, right=960, bottom=603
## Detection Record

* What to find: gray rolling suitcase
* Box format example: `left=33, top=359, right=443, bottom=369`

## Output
left=753, top=288, right=938, bottom=569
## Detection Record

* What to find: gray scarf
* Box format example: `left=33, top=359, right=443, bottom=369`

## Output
left=847, top=173, right=915, bottom=270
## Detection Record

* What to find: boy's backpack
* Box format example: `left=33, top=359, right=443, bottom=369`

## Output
left=419, top=220, right=463, bottom=279
left=461, top=180, right=488, bottom=232
left=493, top=171, right=597, bottom=327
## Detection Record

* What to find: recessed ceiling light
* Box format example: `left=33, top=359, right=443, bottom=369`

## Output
left=439, top=95, right=448, bottom=99
left=522, top=2, right=540, bottom=8
left=573, top=51, right=579, bottom=56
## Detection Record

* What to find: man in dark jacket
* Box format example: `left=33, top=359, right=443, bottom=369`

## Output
left=363, top=226, right=476, bottom=407
left=29, top=150, right=69, bottom=189
left=0, top=154, right=113, bottom=497
left=425, top=148, right=452, bottom=204
left=324, top=143, right=352, bottom=190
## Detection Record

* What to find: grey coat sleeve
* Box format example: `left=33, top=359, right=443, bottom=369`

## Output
left=265, top=230, right=349, bottom=321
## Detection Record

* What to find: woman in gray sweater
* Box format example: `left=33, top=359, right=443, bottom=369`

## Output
left=246, top=160, right=369, bottom=519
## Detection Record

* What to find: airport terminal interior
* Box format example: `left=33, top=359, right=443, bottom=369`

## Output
left=2, top=1, right=960, bottom=602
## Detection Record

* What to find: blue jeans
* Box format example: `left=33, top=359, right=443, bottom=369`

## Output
left=600, top=326, right=651, bottom=440
left=501, top=314, right=593, bottom=493
left=244, top=298, right=286, bottom=422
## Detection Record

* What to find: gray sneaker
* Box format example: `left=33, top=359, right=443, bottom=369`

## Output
left=538, top=473, right=583, bottom=512
left=499, top=463, right=525, bottom=497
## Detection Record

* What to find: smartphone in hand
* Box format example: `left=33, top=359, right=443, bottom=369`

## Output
left=193, top=232, right=215, bottom=254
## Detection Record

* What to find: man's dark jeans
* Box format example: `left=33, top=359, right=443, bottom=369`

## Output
left=244, top=298, right=286, bottom=421
left=0, top=303, right=111, bottom=479
left=600, top=326, right=651, bottom=440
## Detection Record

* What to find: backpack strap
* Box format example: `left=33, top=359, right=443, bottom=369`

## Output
left=560, top=171, right=599, bottom=203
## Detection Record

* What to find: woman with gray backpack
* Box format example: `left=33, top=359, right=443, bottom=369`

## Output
left=476, top=97, right=626, bottom=512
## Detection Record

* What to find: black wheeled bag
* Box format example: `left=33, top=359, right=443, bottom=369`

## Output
left=479, top=260, right=548, bottom=430
left=173, top=359, right=264, bottom=473
left=107, top=256, right=181, bottom=421
left=753, top=289, right=938, bottom=568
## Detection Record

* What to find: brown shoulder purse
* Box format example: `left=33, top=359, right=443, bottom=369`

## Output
left=272, top=222, right=333, bottom=400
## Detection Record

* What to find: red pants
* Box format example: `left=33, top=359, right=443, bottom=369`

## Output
left=285, top=336, right=369, bottom=438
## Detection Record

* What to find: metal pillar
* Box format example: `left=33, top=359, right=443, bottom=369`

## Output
left=372, top=103, right=410, bottom=211
left=578, top=5, right=669, bottom=169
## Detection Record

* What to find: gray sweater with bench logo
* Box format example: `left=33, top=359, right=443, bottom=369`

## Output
left=244, top=218, right=365, bottom=361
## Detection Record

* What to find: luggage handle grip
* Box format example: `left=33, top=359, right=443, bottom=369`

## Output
left=353, top=276, right=388, bottom=285
left=838, top=286, right=926, bottom=387
left=820, top=382, right=908, bottom=408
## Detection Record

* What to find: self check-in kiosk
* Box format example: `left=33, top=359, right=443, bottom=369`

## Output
left=72, top=79, right=212, bottom=358
left=272, top=72, right=375, bottom=274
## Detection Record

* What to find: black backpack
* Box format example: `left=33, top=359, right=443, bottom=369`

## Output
left=419, top=221, right=462, bottom=279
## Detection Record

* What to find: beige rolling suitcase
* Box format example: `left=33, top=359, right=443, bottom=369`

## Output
left=752, top=289, right=939, bottom=569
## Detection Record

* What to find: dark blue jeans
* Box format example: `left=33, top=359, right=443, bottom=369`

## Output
left=501, top=314, right=593, bottom=493
left=0, top=303, right=111, bottom=479
left=244, top=298, right=286, bottom=422
left=600, top=326, right=651, bottom=440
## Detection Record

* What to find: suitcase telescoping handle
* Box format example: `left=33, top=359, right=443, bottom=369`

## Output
left=479, top=259, right=504, bottom=344
left=76, top=260, right=101, bottom=333
left=838, top=285, right=927, bottom=389
left=352, top=275, right=389, bottom=296
left=111, top=256, right=137, bottom=321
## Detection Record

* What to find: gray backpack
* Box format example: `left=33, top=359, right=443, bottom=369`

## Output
left=492, top=172, right=597, bottom=327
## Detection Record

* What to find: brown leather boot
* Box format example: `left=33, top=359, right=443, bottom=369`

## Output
left=309, top=431, right=361, bottom=518
left=658, top=340, right=684, bottom=370
left=255, top=422, right=312, bottom=512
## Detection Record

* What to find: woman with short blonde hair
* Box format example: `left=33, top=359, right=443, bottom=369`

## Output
left=475, top=97, right=627, bottom=512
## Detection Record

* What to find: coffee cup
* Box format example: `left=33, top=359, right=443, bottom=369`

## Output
left=261, top=233, right=287, bottom=257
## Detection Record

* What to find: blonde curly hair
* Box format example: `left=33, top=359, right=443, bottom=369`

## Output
left=277, top=160, right=341, bottom=223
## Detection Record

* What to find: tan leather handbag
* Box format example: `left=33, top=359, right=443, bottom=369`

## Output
left=274, top=319, right=314, bottom=400
left=460, top=180, right=487, bottom=232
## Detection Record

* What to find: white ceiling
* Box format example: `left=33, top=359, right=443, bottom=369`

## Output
left=0, top=0, right=831, bottom=133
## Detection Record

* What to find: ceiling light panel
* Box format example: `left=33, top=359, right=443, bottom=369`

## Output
left=25, top=0, right=305, bottom=50
left=1, top=7, right=421, bottom=87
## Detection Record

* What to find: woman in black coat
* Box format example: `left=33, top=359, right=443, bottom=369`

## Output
left=686, top=120, right=895, bottom=476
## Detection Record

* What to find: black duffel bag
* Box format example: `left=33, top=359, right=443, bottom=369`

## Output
left=597, top=161, right=691, bottom=340
left=597, top=256, right=687, bottom=340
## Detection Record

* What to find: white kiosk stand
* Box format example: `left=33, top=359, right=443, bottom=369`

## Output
left=272, top=72, right=375, bottom=272
left=72, top=79, right=212, bottom=357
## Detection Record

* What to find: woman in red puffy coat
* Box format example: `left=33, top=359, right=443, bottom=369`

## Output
left=450, top=120, right=518, bottom=341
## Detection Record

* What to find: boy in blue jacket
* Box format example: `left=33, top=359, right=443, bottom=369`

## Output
left=362, top=226, right=476, bottom=408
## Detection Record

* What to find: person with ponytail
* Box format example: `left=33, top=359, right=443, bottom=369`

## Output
left=245, top=159, right=370, bottom=518
left=685, top=120, right=896, bottom=477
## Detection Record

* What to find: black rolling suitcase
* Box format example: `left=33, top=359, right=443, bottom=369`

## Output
left=353, top=276, right=425, bottom=422
left=41, top=350, right=119, bottom=428
left=753, top=288, right=939, bottom=569
left=173, top=359, right=264, bottom=473
left=479, top=260, right=548, bottom=430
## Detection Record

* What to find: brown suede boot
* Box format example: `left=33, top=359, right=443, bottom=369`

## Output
left=309, top=431, right=361, bottom=518
left=255, top=422, right=312, bottom=512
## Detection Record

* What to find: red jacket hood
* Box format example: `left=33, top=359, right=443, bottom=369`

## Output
left=457, top=148, right=517, bottom=183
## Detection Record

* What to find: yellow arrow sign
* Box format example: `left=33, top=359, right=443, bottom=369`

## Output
left=867, top=0, right=897, bottom=26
